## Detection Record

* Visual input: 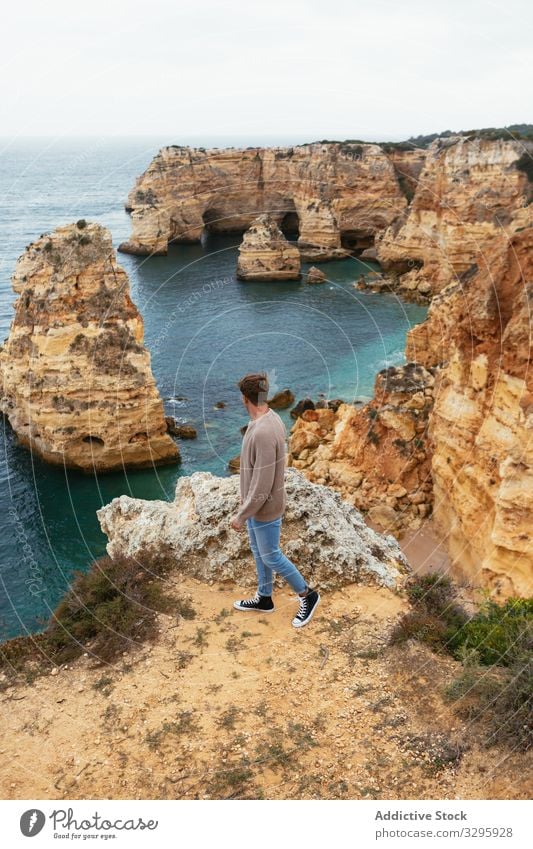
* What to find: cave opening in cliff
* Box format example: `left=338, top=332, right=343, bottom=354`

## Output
left=280, top=211, right=300, bottom=241
left=82, top=435, right=105, bottom=446
left=201, top=208, right=244, bottom=235
left=341, top=230, right=375, bottom=255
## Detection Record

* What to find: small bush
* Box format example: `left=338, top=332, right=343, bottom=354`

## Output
left=444, top=639, right=532, bottom=751
left=447, top=597, right=533, bottom=666
left=390, top=573, right=468, bottom=651
left=516, top=152, right=533, bottom=183
left=0, top=551, right=194, bottom=678
left=216, top=705, right=241, bottom=730
left=394, top=580, right=533, bottom=753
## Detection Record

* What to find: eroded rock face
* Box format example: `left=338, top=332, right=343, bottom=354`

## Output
left=236, top=216, right=301, bottom=280
left=97, top=467, right=411, bottom=591
left=405, top=226, right=533, bottom=598
left=289, top=364, right=436, bottom=532
left=377, top=137, right=532, bottom=293
left=0, top=222, right=180, bottom=472
left=386, top=147, right=427, bottom=202
left=118, top=143, right=408, bottom=257
left=355, top=269, right=431, bottom=304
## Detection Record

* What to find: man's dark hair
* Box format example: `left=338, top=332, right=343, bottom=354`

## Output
left=238, top=372, right=269, bottom=405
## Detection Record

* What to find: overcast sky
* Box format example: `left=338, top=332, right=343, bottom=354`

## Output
left=2, top=0, right=531, bottom=142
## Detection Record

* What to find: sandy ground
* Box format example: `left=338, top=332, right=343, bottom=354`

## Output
left=1, top=559, right=531, bottom=800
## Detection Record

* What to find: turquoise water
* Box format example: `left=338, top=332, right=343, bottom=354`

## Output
left=0, top=137, right=427, bottom=641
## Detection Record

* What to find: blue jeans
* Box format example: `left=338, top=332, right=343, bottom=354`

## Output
left=246, top=515, right=307, bottom=596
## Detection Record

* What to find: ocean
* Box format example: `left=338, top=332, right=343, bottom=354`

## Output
left=0, top=136, right=427, bottom=641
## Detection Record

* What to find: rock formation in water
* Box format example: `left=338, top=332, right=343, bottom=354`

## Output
left=289, top=364, right=436, bottom=533
left=118, top=143, right=410, bottom=257
left=236, top=215, right=301, bottom=280
left=306, top=266, right=327, bottom=284
left=355, top=270, right=431, bottom=304
left=377, top=136, right=532, bottom=295
left=97, top=467, right=411, bottom=591
left=0, top=222, right=180, bottom=472
left=267, top=388, right=295, bottom=409
left=405, top=226, right=533, bottom=598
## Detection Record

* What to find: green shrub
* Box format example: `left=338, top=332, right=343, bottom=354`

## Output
left=444, top=638, right=532, bottom=751
left=447, top=597, right=533, bottom=666
left=390, top=573, right=468, bottom=651
left=515, top=152, right=533, bottom=183
left=0, top=550, right=194, bottom=678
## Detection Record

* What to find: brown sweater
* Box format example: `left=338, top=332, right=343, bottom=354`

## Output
left=235, top=408, right=287, bottom=523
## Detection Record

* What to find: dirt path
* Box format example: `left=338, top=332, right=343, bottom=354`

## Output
left=1, top=575, right=531, bottom=800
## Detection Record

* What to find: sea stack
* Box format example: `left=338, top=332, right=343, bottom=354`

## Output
left=0, top=221, right=180, bottom=472
left=236, top=215, right=301, bottom=281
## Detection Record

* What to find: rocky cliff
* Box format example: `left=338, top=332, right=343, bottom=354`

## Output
left=290, top=220, right=532, bottom=597
left=405, top=226, right=533, bottom=598
left=289, top=364, right=436, bottom=533
left=386, top=147, right=427, bottom=202
left=97, top=467, right=411, bottom=591
left=0, top=222, right=180, bottom=472
left=118, top=143, right=409, bottom=256
left=236, top=215, right=301, bottom=280
left=377, top=136, right=532, bottom=294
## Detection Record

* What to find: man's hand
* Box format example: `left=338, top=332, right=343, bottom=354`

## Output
left=230, top=515, right=245, bottom=532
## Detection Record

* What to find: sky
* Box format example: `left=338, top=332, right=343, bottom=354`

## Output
left=1, top=0, right=531, bottom=142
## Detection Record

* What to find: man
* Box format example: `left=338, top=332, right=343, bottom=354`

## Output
left=230, top=372, right=320, bottom=628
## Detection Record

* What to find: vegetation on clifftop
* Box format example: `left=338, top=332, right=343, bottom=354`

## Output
left=390, top=574, right=533, bottom=751
left=0, top=550, right=196, bottom=684
left=307, top=123, right=533, bottom=150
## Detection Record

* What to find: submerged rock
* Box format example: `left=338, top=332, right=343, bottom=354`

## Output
left=227, top=454, right=240, bottom=474
left=290, top=398, right=316, bottom=419
left=267, top=388, right=295, bottom=409
left=97, top=467, right=411, bottom=591
left=0, top=222, right=179, bottom=472
left=166, top=417, right=197, bottom=439
left=306, top=266, right=327, bottom=284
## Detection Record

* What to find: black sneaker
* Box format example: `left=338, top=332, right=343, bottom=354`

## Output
left=233, top=592, right=275, bottom=613
left=292, top=588, right=320, bottom=628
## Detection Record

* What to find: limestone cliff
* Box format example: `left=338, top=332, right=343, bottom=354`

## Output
left=377, top=136, right=532, bottom=294
left=405, top=227, right=533, bottom=598
left=0, top=222, right=180, bottom=472
left=236, top=215, right=301, bottom=280
left=289, top=363, right=436, bottom=533
left=386, top=147, right=427, bottom=202
left=118, top=143, right=408, bottom=257
left=97, top=467, right=411, bottom=591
